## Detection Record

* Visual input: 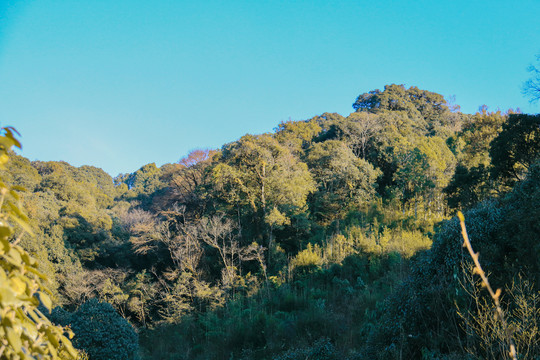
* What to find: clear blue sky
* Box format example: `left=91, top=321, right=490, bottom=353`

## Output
left=1, top=0, right=539, bottom=176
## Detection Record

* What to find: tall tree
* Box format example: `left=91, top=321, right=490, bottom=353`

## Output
left=210, top=134, right=315, bottom=250
left=353, top=85, right=448, bottom=121
left=306, top=140, right=380, bottom=225
left=212, top=134, right=315, bottom=217
left=445, top=109, right=507, bottom=209
left=455, top=109, right=507, bottom=168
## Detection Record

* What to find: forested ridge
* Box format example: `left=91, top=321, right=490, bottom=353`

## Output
left=2, top=84, right=540, bottom=359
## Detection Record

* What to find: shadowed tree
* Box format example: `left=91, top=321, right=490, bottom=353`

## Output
left=490, top=113, right=540, bottom=186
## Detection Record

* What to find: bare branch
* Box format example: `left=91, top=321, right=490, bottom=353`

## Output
left=458, top=211, right=518, bottom=360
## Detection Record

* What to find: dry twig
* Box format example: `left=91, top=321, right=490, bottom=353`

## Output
left=457, top=211, right=518, bottom=360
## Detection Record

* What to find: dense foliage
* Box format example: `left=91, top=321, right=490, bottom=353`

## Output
left=4, top=85, right=539, bottom=359
left=50, top=299, right=139, bottom=360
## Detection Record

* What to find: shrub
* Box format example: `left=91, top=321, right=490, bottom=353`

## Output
left=54, top=298, right=139, bottom=360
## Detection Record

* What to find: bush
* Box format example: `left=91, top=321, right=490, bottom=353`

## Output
left=53, top=298, right=139, bottom=360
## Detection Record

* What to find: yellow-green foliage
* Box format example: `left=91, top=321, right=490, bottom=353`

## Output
left=290, top=226, right=431, bottom=276
left=291, top=243, right=323, bottom=271
left=0, top=127, right=79, bottom=359
left=324, top=234, right=355, bottom=264
left=347, top=226, right=431, bottom=257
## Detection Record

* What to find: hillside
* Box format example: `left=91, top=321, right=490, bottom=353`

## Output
left=2, top=84, right=539, bottom=359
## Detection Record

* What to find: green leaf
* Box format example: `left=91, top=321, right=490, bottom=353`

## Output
left=6, top=327, right=22, bottom=352
left=3, top=127, right=21, bottom=149
left=39, top=292, right=53, bottom=312
left=1, top=236, right=12, bottom=252
left=0, top=137, right=16, bottom=151
left=10, top=277, right=27, bottom=295
left=8, top=213, right=34, bottom=236
left=25, top=265, right=48, bottom=280
left=7, top=247, right=23, bottom=265
left=9, top=189, right=20, bottom=201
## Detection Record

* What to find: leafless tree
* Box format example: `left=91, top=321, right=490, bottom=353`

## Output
left=161, top=219, right=204, bottom=276
left=523, top=54, right=540, bottom=103
left=62, top=268, right=128, bottom=306
left=198, top=215, right=260, bottom=287
left=119, top=208, right=160, bottom=255
left=342, top=112, right=380, bottom=158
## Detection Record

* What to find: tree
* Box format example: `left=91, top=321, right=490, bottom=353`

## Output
left=394, top=148, right=433, bottom=199
left=523, top=54, right=540, bottom=103
left=456, top=109, right=507, bottom=168
left=445, top=164, right=491, bottom=209
left=328, top=112, right=380, bottom=158
left=119, top=208, right=160, bottom=255
left=352, top=89, right=382, bottom=112
left=353, top=85, right=448, bottom=122
left=116, top=163, right=165, bottom=209
left=352, top=85, right=459, bottom=139
left=211, top=134, right=315, bottom=228
left=162, top=149, right=215, bottom=217
left=160, top=217, right=203, bottom=275
left=490, top=113, right=540, bottom=186
left=306, top=140, right=380, bottom=225
left=274, top=119, right=322, bottom=154
left=0, top=126, right=79, bottom=359
left=444, top=109, right=507, bottom=209
left=198, top=215, right=259, bottom=288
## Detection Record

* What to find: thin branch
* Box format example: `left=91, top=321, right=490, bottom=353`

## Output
left=457, top=211, right=518, bottom=360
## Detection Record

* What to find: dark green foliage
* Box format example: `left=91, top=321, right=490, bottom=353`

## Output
left=274, top=338, right=338, bottom=360
left=116, top=162, right=169, bottom=210
left=445, top=164, right=490, bottom=209
left=365, top=201, right=503, bottom=358
left=444, top=109, right=507, bottom=209
left=52, top=299, right=139, bottom=360
left=496, top=159, right=540, bottom=283
left=490, top=113, right=540, bottom=186
left=368, top=160, right=540, bottom=358
left=352, top=84, right=452, bottom=132
left=392, top=147, right=434, bottom=203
